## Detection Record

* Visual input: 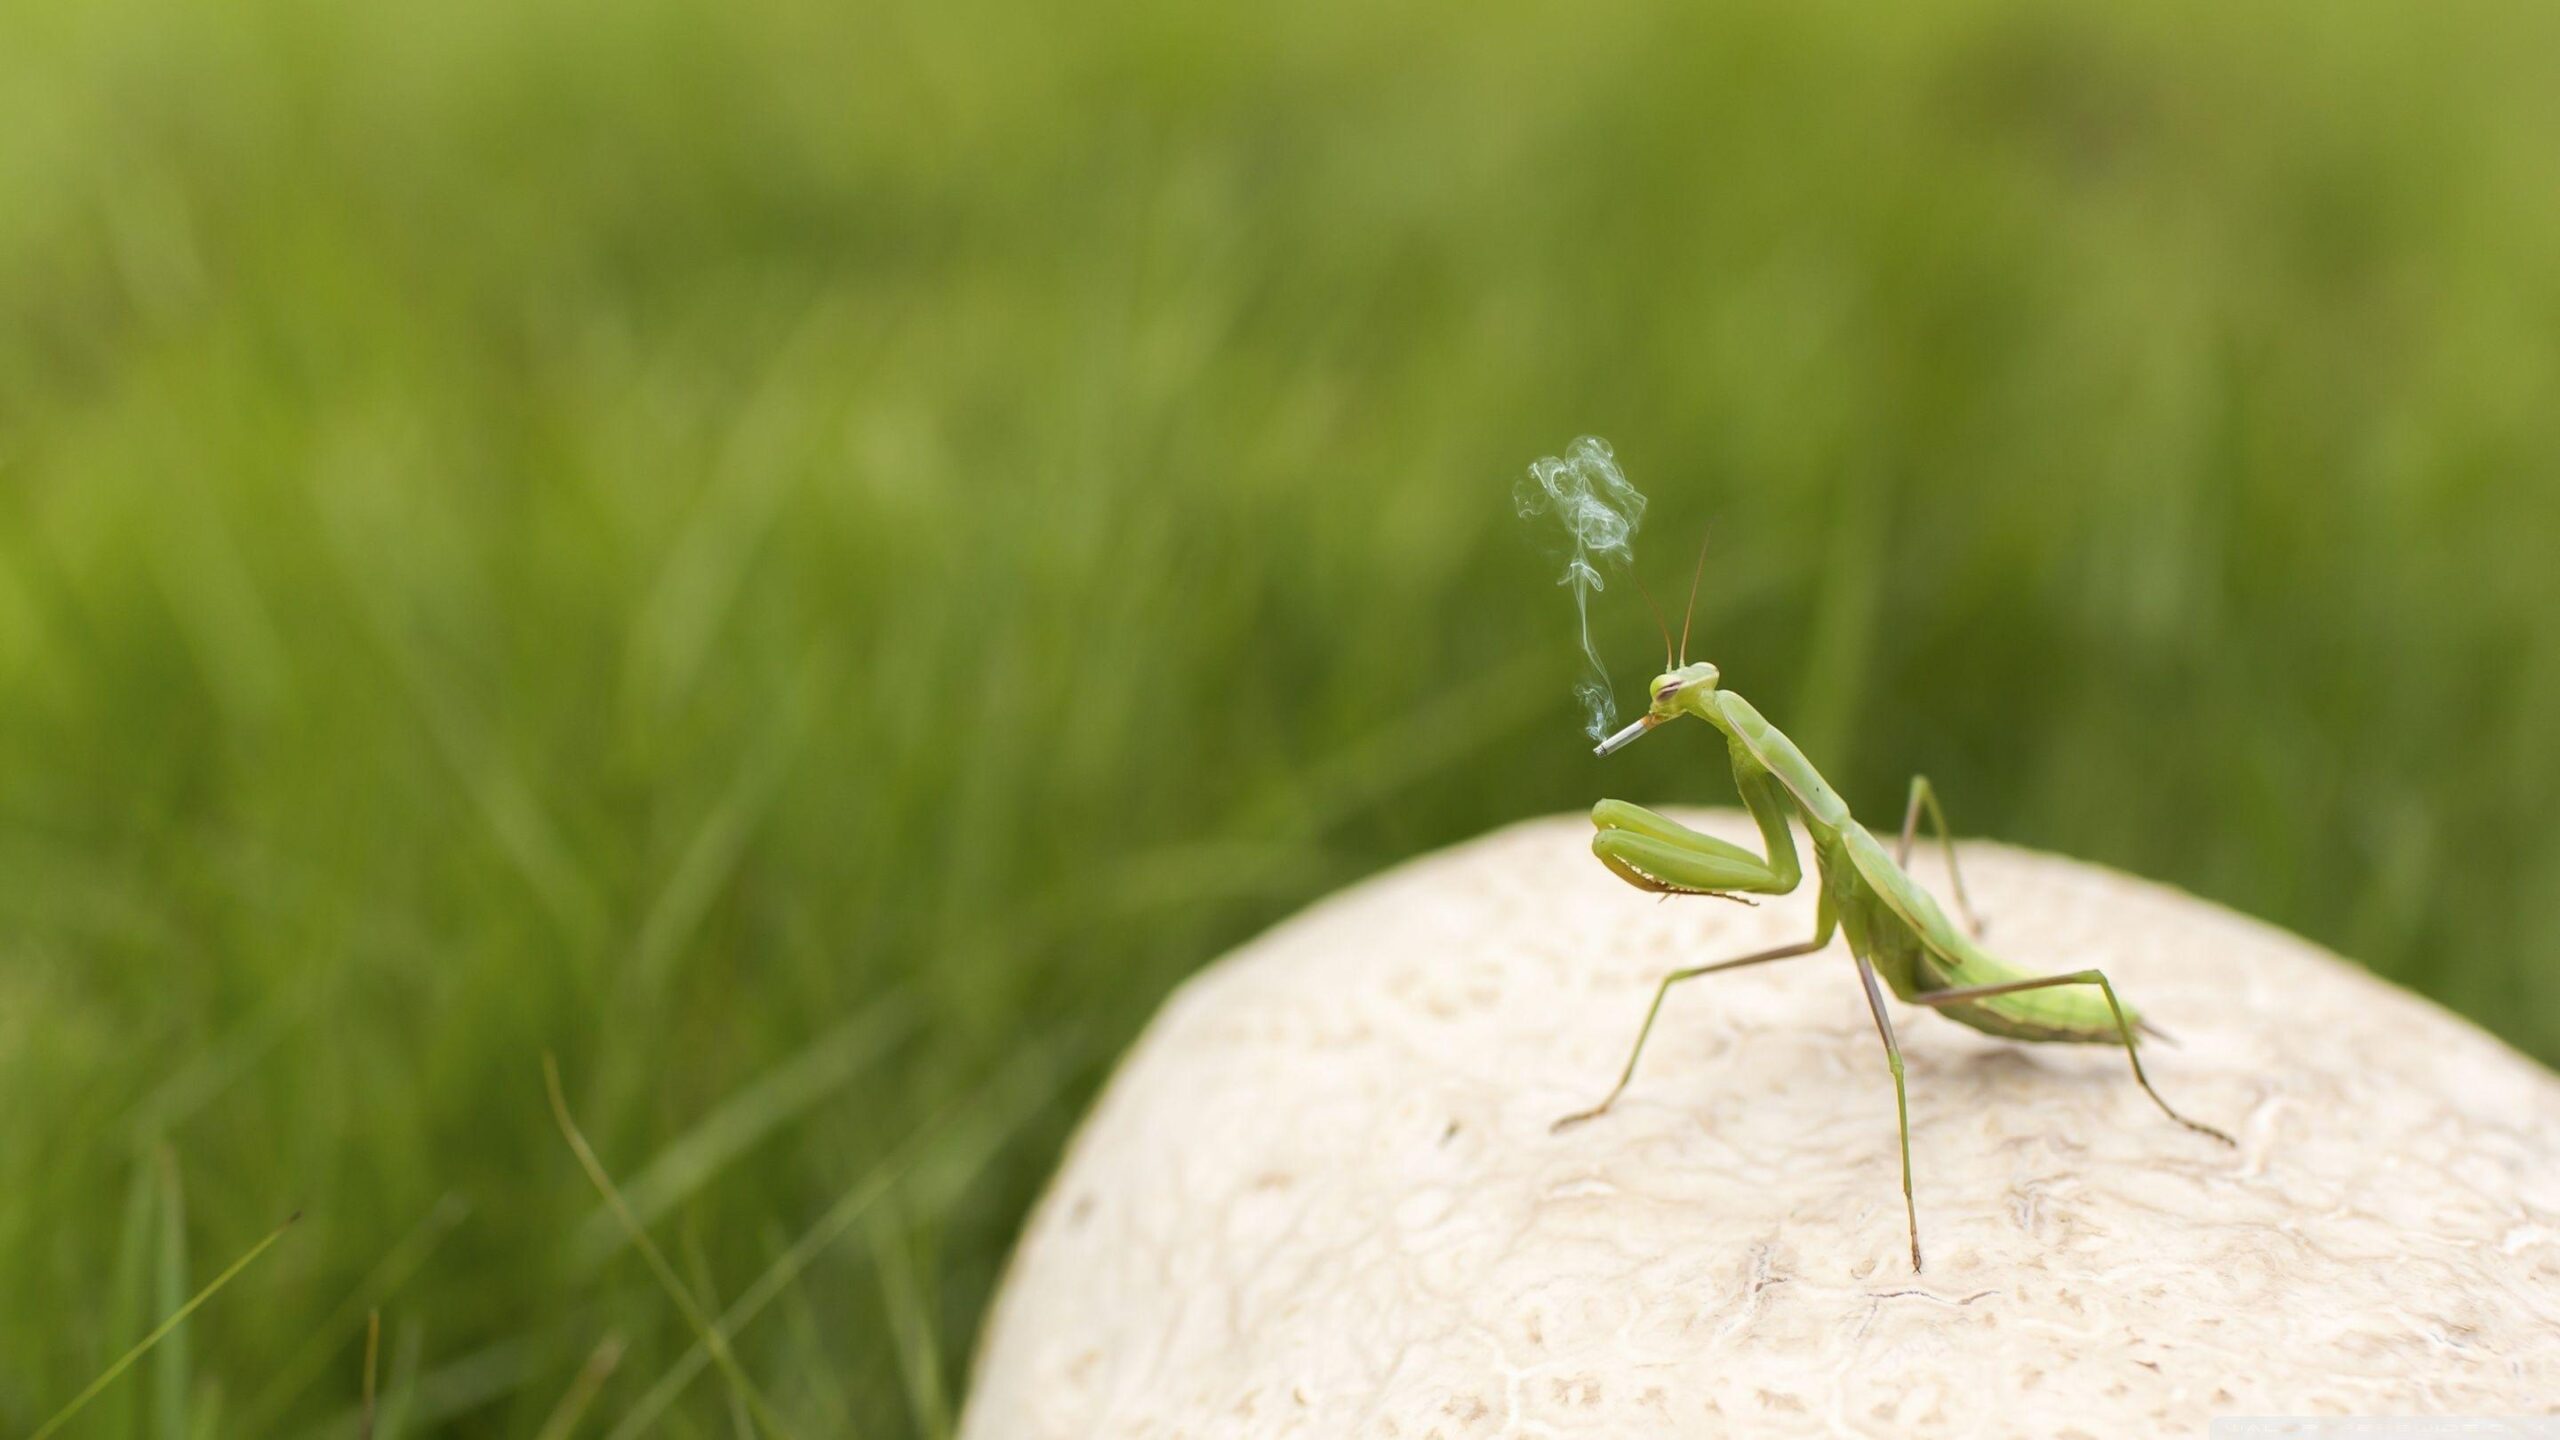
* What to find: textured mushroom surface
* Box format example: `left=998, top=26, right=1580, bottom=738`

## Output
left=963, top=811, right=2560, bottom=1437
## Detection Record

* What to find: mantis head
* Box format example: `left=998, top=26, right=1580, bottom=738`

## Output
left=1593, top=661, right=1719, bottom=756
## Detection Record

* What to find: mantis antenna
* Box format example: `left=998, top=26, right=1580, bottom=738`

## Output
left=1677, top=528, right=1710, bottom=666
left=1632, top=569, right=1674, bottom=674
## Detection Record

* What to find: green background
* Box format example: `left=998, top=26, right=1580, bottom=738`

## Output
left=5, top=0, right=2557, bottom=1431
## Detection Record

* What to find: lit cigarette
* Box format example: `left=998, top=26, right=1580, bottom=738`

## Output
left=1593, top=717, right=1657, bottom=756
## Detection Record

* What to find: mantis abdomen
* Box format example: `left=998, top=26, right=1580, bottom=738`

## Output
left=1821, top=824, right=2132, bottom=1045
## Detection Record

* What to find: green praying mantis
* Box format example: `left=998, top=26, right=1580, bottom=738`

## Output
left=1550, top=553, right=2235, bottom=1272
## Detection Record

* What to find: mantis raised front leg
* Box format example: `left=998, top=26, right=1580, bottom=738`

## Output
left=1588, top=800, right=1796, bottom=899
left=1556, top=791, right=1828, bottom=1132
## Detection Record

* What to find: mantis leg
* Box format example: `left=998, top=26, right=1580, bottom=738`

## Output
left=1908, top=971, right=2236, bottom=1146
left=1591, top=799, right=1801, bottom=898
left=1849, top=954, right=1925, bottom=1272
left=1551, top=920, right=1834, bottom=1133
left=1896, top=775, right=1984, bottom=937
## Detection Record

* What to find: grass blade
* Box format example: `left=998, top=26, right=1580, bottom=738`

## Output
left=605, top=1028, right=1080, bottom=1440
left=236, top=1191, right=472, bottom=1434
left=97, top=1157, right=158, bottom=1438
left=369, top=1319, right=424, bottom=1440
left=865, top=1199, right=951, bottom=1440
left=27, top=1211, right=300, bottom=1440
left=360, top=1311, right=380, bottom=1440
left=543, top=1053, right=800, bottom=1440
left=529, top=1336, right=626, bottom=1440
left=153, top=1152, right=190, bottom=1440
left=571, top=992, right=918, bottom=1267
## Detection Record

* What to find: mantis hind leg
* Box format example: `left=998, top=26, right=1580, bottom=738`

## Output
left=1897, top=776, right=1985, bottom=937
left=1910, top=970, right=2236, bottom=1146
left=1552, top=921, right=1833, bottom=1133
left=1850, top=955, right=1925, bottom=1272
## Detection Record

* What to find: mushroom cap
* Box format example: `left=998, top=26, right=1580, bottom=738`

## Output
left=964, top=811, right=2560, bottom=1436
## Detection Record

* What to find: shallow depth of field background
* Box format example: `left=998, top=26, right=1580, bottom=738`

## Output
left=5, top=0, right=2559, bottom=1431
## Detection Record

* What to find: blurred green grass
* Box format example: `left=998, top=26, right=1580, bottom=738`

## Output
left=5, top=0, right=2559, bottom=1429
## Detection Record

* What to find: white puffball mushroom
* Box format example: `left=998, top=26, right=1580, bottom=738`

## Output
left=962, top=811, right=2560, bottom=1436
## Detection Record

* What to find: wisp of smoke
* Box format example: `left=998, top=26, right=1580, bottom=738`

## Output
left=1515, top=437, right=1648, bottom=740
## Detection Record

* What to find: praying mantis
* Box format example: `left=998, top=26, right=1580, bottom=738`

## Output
left=1550, top=555, right=2234, bottom=1272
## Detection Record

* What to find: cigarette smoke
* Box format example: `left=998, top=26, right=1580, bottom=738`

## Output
left=1515, top=437, right=1648, bottom=740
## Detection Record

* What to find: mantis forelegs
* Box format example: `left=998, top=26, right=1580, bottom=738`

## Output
left=1590, top=799, right=1801, bottom=898
left=1908, top=969, right=2236, bottom=1147
left=1551, top=926, right=1833, bottom=1133
left=1896, top=775, right=1984, bottom=938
